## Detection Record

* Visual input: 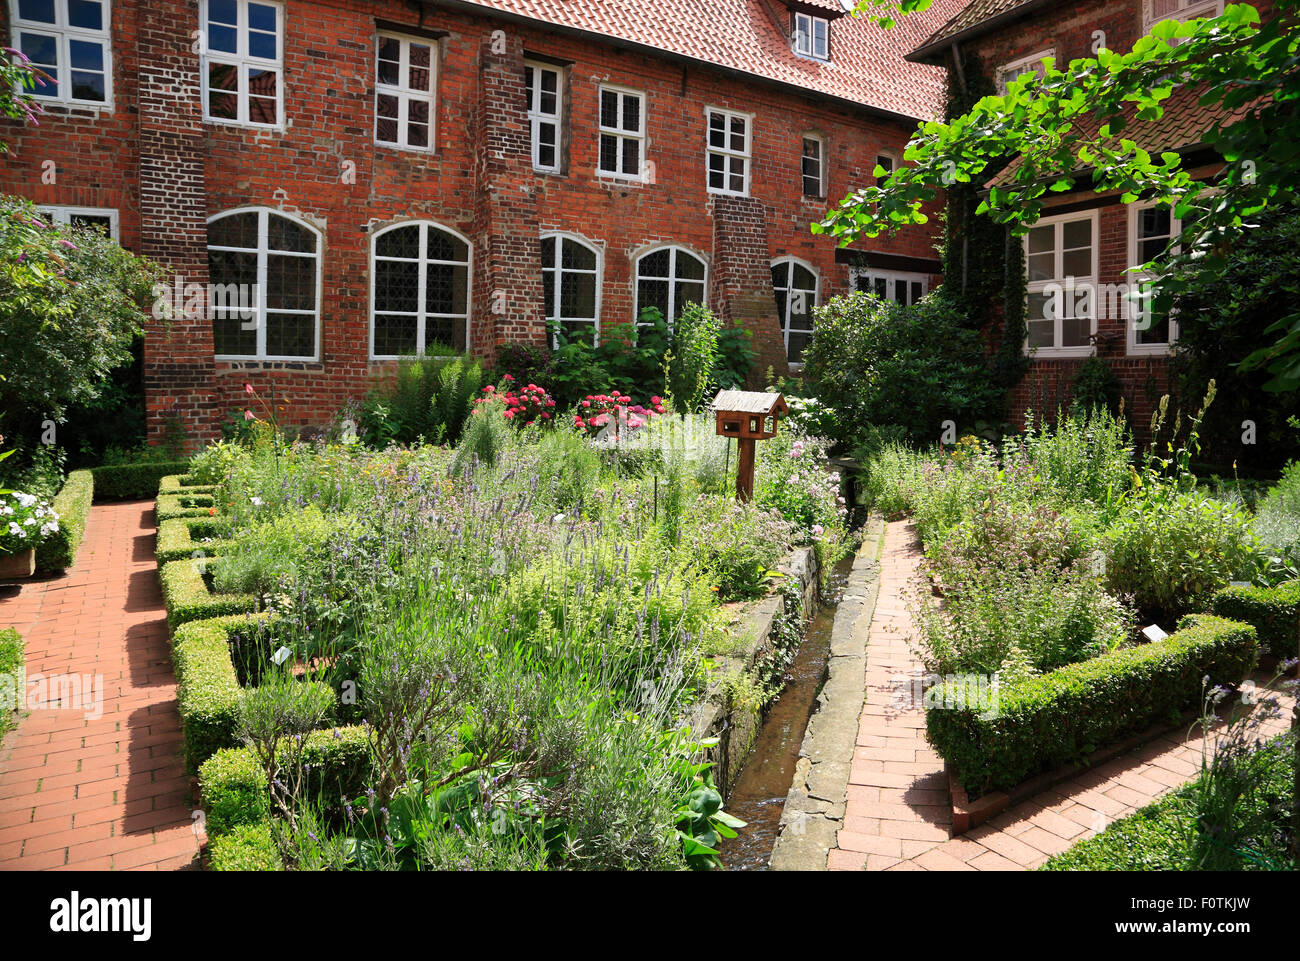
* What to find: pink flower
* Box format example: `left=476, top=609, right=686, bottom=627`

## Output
left=503, top=374, right=514, bottom=381
left=502, top=409, right=515, bottom=420
left=244, top=383, right=254, bottom=394
left=650, top=396, right=661, bottom=405
left=244, top=409, right=254, bottom=421
left=581, top=400, right=591, bottom=408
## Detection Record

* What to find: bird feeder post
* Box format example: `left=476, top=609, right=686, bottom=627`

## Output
left=710, top=390, right=789, bottom=503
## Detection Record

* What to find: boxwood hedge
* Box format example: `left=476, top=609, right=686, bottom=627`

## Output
left=156, top=516, right=234, bottom=564
left=0, top=627, right=24, bottom=739
left=208, top=822, right=283, bottom=871
left=155, top=491, right=217, bottom=523
left=927, top=615, right=1259, bottom=798
left=159, top=557, right=257, bottom=629
left=91, top=460, right=190, bottom=500
left=172, top=613, right=340, bottom=771
left=34, top=469, right=93, bottom=573
left=1209, top=580, right=1300, bottom=660
left=158, top=474, right=215, bottom=495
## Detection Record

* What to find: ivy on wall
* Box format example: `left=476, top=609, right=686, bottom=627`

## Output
left=937, top=50, right=1029, bottom=407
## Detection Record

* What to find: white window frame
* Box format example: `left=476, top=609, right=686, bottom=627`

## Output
left=705, top=106, right=752, bottom=198
left=633, top=244, right=708, bottom=330
left=1023, top=209, right=1099, bottom=359
left=200, top=0, right=284, bottom=129
left=374, top=31, right=438, bottom=152
left=596, top=84, right=646, bottom=182
left=1126, top=200, right=1182, bottom=356
left=850, top=267, right=929, bottom=306
left=525, top=60, right=562, bottom=174
left=541, top=231, right=602, bottom=347
left=874, top=149, right=900, bottom=186
left=995, top=47, right=1055, bottom=94
left=1143, top=0, right=1223, bottom=33
left=771, top=256, right=819, bottom=367
left=792, top=12, right=829, bottom=60
left=801, top=134, right=826, bottom=198
left=368, top=220, right=473, bottom=361
left=36, top=204, right=118, bottom=240
left=9, top=0, right=113, bottom=109
left=208, top=206, right=321, bottom=362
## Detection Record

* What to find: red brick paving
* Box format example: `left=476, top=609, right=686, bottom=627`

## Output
left=0, top=501, right=201, bottom=870
left=830, top=520, right=1295, bottom=872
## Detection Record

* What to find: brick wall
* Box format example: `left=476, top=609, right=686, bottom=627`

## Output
left=0, top=0, right=943, bottom=443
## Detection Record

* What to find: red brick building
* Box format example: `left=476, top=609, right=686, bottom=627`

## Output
left=907, top=0, right=1262, bottom=430
left=2, top=0, right=966, bottom=444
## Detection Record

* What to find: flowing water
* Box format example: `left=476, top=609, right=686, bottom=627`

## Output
left=719, top=554, right=856, bottom=870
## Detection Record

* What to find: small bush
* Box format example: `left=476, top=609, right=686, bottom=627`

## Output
left=209, top=821, right=283, bottom=871
left=34, top=469, right=93, bottom=572
left=1253, top=460, right=1300, bottom=568
left=90, top=460, right=189, bottom=500
left=1103, top=490, right=1262, bottom=623
left=1209, top=580, right=1300, bottom=659
left=156, top=516, right=234, bottom=564
left=0, top=628, right=23, bottom=739
left=926, top=615, right=1259, bottom=798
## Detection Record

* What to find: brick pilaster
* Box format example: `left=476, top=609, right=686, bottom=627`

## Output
left=711, top=195, right=788, bottom=383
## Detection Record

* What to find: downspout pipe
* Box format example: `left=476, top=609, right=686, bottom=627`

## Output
left=952, top=42, right=969, bottom=294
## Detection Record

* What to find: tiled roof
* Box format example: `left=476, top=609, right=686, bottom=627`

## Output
left=908, top=0, right=1049, bottom=62
left=447, top=0, right=971, bottom=120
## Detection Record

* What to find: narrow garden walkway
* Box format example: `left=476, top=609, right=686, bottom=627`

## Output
left=0, top=501, right=201, bottom=870
left=830, top=520, right=1294, bottom=872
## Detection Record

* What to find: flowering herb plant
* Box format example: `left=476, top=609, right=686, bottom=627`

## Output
left=0, top=489, right=59, bottom=555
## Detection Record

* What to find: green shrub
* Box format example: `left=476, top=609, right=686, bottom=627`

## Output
left=801, top=291, right=998, bottom=448
left=34, top=469, right=93, bottom=572
left=857, top=439, right=926, bottom=515
left=188, top=441, right=250, bottom=486
left=1003, top=407, right=1132, bottom=509
left=157, top=473, right=215, bottom=494
left=156, top=516, right=234, bottom=564
left=1103, top=490, right=1262, bottom=622
left=927, top=615, right=1259, bottom=798
left=0, top=628, right=23, bottom=739
left=159, top=558, right=257, bottom=629
left=90, top=460, right=189, bottom=500
left=208, top=505, right=363, bottom=596
left=664, top=301, right=721, bottom=413
left=209, top=821, right=283, bottom=871
left=1209, top=580, right=1300, bottom=659
left=358, top=354, right=484, bottom=446
left=1253, top=460, right=1300, bottom=568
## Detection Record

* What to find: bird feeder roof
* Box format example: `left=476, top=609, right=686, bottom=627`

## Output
left=709, top=390, right=789, bottom=415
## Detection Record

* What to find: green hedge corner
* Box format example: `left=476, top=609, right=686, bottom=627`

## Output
left=1209, top=580, right=1300, bottom=660
left=159, top=557, right=257, bottom=630
left=91, top=461, right=191, bottom=501
left=34, top=469, right=93, bottom=573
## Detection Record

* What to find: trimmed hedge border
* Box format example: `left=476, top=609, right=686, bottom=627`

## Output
left=1209, top=580, right=1300, bottom=660
left=158, top=474, right=215, bottom=494
left=200, top=725, right=370, bottom=870
left=34, top=469, right=93, bottom=573
left=91, top=460, right=190, bottom=501
left=0, top=627, right=24, bottom=739
left=927, top=614, right=1259, bottom=799
left=156, top=491, right=217, bottom=523
left=156, top=516, right=234, bottom=564
left=172, top=613, right=339, bottom=771
left=159, top=557, right=257, bottom=629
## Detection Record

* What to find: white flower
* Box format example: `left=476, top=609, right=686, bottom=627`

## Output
left=250, top=496, right=264, bottom=507
left=8, top=522, right=24, bottom=537
left=40, top=521, right=58, bottom=537
left=13, top=492, right=36, bottom=508
left=23, top=517, right=36, bottom=526
left=0, top=505, right=11, bottom=515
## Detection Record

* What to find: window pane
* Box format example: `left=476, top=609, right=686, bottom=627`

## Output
left=68, top=0, right=103, bottom=30
left=374, top=315, right=418, bottom=356
left=267, top=215, right=314, bottom=253
left=377, top=225, right=420, bottom=259
left=70, top=71, right=105, bottom=101
left=560, top=272, right=596, bottom=320
left=1027, top=319, right=1054, bottom=348
left=426, top=263, right=467, bottom=314
left=18, top=0, right=56, bottom=22
left=1027, top=224, right=1054, bottom=254
left=1062, top=218, right=1092, bottom=249
left=208, top=62, right=238, bottom=119
left=69, top=40, right=104, bottom=71
left=426, top=228, right=467, bottom=263
left=248, top=3, right=277, bottom=33
left=1027, top=252, right=1054, bottom=283
left=622, top=95, right=640, bottom=133
left=213, top=312, right=257, bottom=355
left=208, top=0, right=237, bottom=25
left=374, top=259, right=420, bottom=312
left=265, top=312, right=315, bottom=357
left=1062, top=315, right=1091, bottom=347
left=209, top=24, right=238, bottom=55
left=600, top=90, right=617, bottom=128
left=622, top=138, right=639, bottom=176
left=787, top=330, right=811, bottom=363
left=639, top=250, right=669, bottom=278
left=249, top=31, right=277, bottom=60
left=675, top=252, right=705, bottom=281
left=265, top=254, right=316, bottom=310
left=598, top=133, right=618, bottom=173
left=376, top=94, right=398, bottom=143
left=637, top=278, right=669, bottom=322
left=1062, top=248, right=1091, bottom=278
left=209, top=212, right=259, bottom=249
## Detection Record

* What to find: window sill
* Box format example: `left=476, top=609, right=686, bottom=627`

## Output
left=216, top=358, right=322, bottom=369
left=1023, top=347, right=1095, bottom=360
left=205, top=119, right=285, bottom=134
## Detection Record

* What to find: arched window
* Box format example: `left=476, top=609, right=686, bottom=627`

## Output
left=771, top=258, right=818, bottom=364
left=370, top=221, right=471, bottom=358
left=541, top=233, right=600, bottom=346
left=634, top=245, right=706, bottom=328
left=208, top=208, right=320, bottom=360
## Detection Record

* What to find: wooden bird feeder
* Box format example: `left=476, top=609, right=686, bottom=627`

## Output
left=711, top=389, right=789, bottom=501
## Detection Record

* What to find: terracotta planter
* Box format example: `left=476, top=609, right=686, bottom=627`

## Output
left=0, top=548, right=35, bottom=579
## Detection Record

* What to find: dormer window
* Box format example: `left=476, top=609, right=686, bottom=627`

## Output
left=793, top=12, right=829, bottom=60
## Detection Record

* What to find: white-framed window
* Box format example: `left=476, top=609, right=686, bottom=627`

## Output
left=874, top=150, right=899, bottom=187
left=10, top=0, right=112, bottom=106
left=802, top=135, right=826, bottom=198
left=597, top=85, right=644, bottom=180
left=772, top=257, right=819, bottom=365
left=1126, top=201, right=1182, bottom=355
left=375, top=32, right=437, bottom=150
left=706, top=107, right=750, bottom=196
left=995, top=48, right=1055, bottom=94
left=634, top=245, right=707, bottom=329
left=792, top=12, right=829, bottom=60
left=369, top=221, right=471, bottom=359
left=1024, top=210, right=1098, bottom=357
left=201, top=0, right=282, bottom=128
left=1144, top=0, right=1224, bottom=33
left=541, top=232, right=600, bottom=347
left=851, top=267, right=929, bottom=307
left=525, top=61, right=562, bottom=173
left=208, top=208, right=320, bottom=361
left=36, top=204, right=118, bottom=239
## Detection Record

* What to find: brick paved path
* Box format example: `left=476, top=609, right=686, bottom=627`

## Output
left=830, top=520, right=1294, bottom=872
left=0, top=501, right=201, bottom=870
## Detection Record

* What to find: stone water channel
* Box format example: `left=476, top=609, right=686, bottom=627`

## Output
left=719, top=552, right=858, bottom=870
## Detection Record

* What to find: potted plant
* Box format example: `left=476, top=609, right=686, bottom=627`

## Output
left=0, top=451, right=60, bottom=579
